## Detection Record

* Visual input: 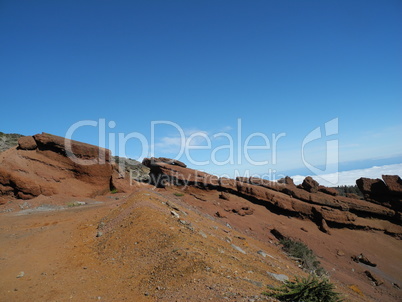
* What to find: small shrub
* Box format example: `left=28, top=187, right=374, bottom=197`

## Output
left=110, top=188, right=118, bottom=194
left=67, top=201, right=85, bottom=207
left=263, top=275, right=343, bottom=302
left=173, top=192, right=184, bottom=197
left=280, top=238, right=324, bottom=275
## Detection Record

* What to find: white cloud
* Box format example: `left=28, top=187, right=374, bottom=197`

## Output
left=153, top=129, right=210, bottom=154
left=291, top=163, right=402, bottom=187
left=220, top=125, right=233, bottom=132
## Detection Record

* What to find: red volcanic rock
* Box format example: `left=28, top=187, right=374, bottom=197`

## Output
left=236, top=176, right=249, bottom=184
left=302, top=176, right=319, bottom=193
left=142, top=157, right=217, bottom=188
left=219, top=192, right=230, bottom=200
left=141, top=157, right=400, bottom=235
left=34, top=133, right=111, bottom=162
left=345, top=193, right=360, bottom=199
left=319, top=219, right=331, bottom=234
left=352, top=253, right=377, bottom=267
left=356, top=177, right=388, bottom=197
left=318, top=185, right=339, bottom=196
left=18, top=136, right=37, bottom=150
left=232, top=206, right=254, bottom=216
left=356, top=176, right=402, bottom=212
left=382, top=175, right=402, bottom=195
left=142, top=157, right=186, bottom=168
left=247, top=177, right=285, bottom=192
left=277, top=176, right=296, bottom=187
left=365, top=271, right=383, bottom=286
left=247, top=175, right=396, bottom=219
left=215, top=211, right=227, bottom=218
left=0, top=133, right=114, bottom=200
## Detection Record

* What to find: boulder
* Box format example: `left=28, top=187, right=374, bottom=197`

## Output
left=356, top=177, right=388, bottom=199
left=219, top=192, right=230, bottom=200
left=365, top=271, right=383, bottom=286
left=277, top=176, right=296, bottom=187
left=382, top=175, right=402, bottom=196
left=352, top=253, right=377, bottom=267
left=18, top=136, right=37, bottom=150
left=356, top=176, right=402, bottom=211
left=302, top=176, right=319, bottom=193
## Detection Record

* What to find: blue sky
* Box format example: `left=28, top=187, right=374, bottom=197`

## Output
left=1, top=0, right=401, bottom=182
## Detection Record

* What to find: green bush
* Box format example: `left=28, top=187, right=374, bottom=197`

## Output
left=263, top=275, right=343, bottom=302
left=280, top=238, right=324, bottom=275
left=173, top=192, right=184, bottom=197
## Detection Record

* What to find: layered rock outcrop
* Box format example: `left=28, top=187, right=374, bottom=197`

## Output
left=0, top=133, right=114, bottom=199
left=142, top=158, right=401, bottom=236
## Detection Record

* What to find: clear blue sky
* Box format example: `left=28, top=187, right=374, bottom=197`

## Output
left=1, top=0, right=401, bottom=179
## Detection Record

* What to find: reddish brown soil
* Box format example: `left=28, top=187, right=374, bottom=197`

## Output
left=0, top=185, right=401, bottom=301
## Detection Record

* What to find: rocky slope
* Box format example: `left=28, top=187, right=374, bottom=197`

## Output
left=142, top=157, right=402, bottom=237
left=0, top=134, right=401, bottom=301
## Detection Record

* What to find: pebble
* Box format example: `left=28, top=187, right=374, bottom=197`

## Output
left=267, top=271, right=289, bottom=282
left=231, top=244, right=246, bottom=254
left=171, top=211, right=180, bottom=219
left=198, top=231, right=207, bottom=238
left=257, top=250, right=267, bottom=257
left=16, top=271, right=24, bottom=278
left=257, top=250, right=274, bottom=259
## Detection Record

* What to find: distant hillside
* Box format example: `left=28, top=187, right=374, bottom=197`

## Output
left=0, top=132, right=23, bottom=153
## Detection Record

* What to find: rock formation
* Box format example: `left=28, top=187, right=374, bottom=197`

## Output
left=1, top=136, right=401, bottom=302
left=142, top=157, right=401, bottom=236
left=357, top=175, right=402, bottom=212
left=0, top=133, right=115, bottom=199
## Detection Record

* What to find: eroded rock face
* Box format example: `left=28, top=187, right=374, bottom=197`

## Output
left=382, top=175, right=402, bottom=196
left=142, top=158, right=401, bottom=236
left=0, top=133, right=114, bottom=199
left=318, top=185, right=339, bottom=196
left=301, top=176, right=319, bottom=193
left=356, top=177, right=388, bottom=201
left=356, top=175, right=402, bottom=211
left=142, top=157, right=187, bottom=168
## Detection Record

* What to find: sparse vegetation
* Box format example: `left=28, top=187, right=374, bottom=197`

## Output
left=174, top=192, right=184, bottom=197
left=110, top=188, right=118, bottom=194
left=280, top=238, right=325, bottom=276
left=263, top=275, right=343, bottom=302
left=0, top=131, right=23, bottom=153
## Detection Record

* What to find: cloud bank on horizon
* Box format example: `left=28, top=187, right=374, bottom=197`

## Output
left=292, top=163, right=402, bottom=187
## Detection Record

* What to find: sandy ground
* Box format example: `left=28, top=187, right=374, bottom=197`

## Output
left=0, top=186, right=401, bottom=301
